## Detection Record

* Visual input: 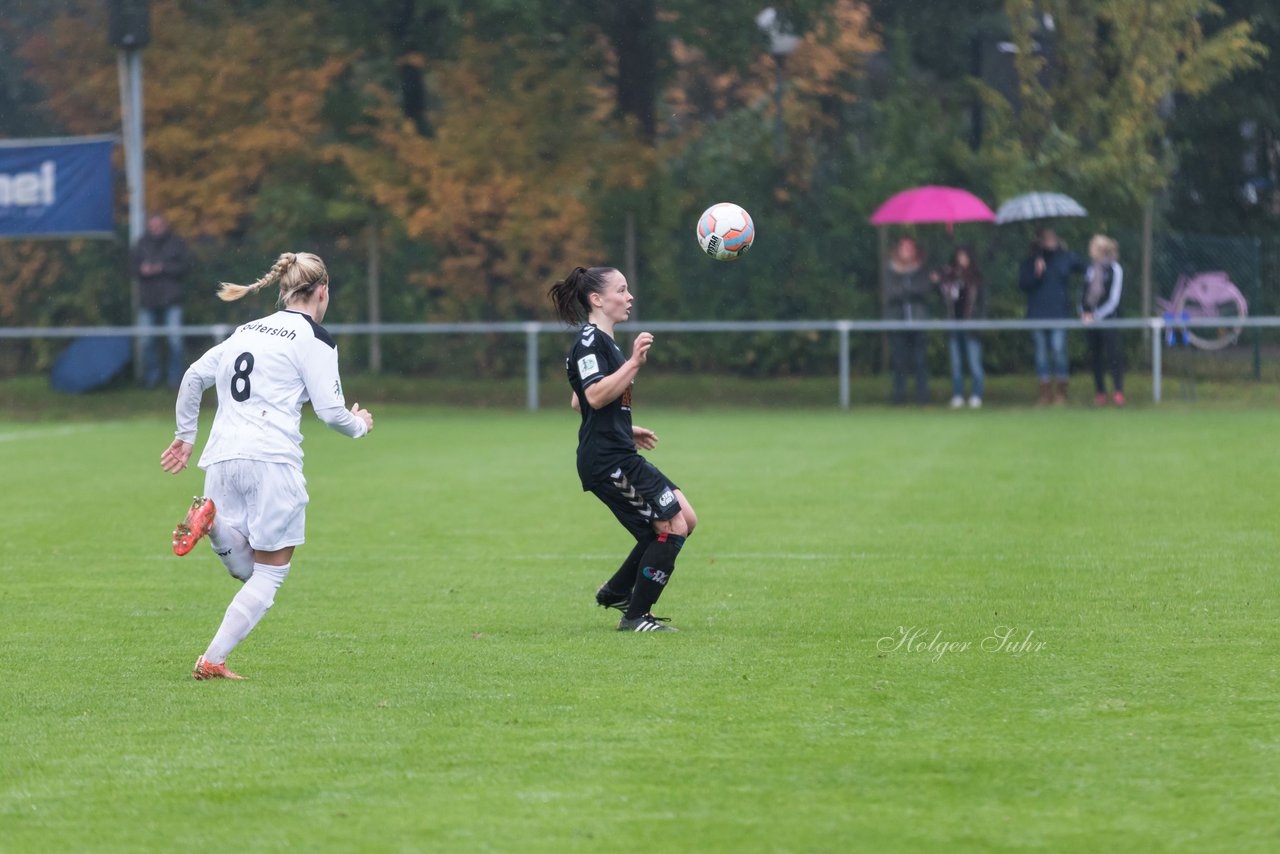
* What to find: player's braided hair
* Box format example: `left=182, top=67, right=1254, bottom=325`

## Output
left=548, top=265, right=618, bottom=325
left=217, top=252, right=329, bottom=307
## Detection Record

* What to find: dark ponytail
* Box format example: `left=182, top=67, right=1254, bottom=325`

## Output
left=548, top=265, right=617, bottom=325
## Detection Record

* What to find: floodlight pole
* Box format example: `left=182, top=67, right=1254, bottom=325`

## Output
left=756, top=7, right=800, bottom=160
left=118, top=47, right=146, bottom=376
left=771, top=57, right=786, bottom=159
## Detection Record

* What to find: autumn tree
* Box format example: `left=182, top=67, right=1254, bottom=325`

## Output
left=334, top=32, right=650, bottom=321
left=981, top=0, right=1265, bottom=212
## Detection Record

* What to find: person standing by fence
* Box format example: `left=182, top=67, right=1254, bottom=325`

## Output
left=132, top=213, right=194, bottom=389
left=934, top=246, right=985, bottom=409
left=1019, top=227, right=1086, bottom=405
left=1081, top=234, right=1126, bottom=406
left=884, top=236, right=931, bottom=405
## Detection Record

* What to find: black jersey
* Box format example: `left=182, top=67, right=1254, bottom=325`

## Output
left=566, top=323, right=635, bottom=488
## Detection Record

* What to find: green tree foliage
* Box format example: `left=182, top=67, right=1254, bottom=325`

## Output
left=1165, top=0, right=1280, bottom=235
left=0, top=0, right=1273, bottom=381
left=980, top=0, right=1265, bottom=218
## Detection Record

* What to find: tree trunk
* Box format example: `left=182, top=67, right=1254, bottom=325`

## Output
left=605, top=0, right=658, bottom=142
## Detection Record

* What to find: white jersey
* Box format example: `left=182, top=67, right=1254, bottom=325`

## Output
left=175, top=309, right=367, bottom=470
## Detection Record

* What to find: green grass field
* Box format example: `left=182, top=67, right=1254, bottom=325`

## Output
left=2, top=400, right=1277, bottom=852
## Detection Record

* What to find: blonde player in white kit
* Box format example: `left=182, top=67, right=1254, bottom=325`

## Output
left=160, top=252, right=373, bottom=680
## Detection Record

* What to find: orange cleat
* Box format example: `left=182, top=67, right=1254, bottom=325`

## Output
left=172, top=496, right=216, bottom=556
left=193, top=655, right=243, bottom=680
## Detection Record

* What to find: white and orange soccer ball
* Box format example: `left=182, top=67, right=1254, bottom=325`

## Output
left=696, top=202, right=755, bottom=261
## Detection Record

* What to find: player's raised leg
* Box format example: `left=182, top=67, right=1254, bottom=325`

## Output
left=202, top=463, right=255, bottom=581
left=208, top=518, right=254, bottom=582
left=172, top=495, right=216, bottom=556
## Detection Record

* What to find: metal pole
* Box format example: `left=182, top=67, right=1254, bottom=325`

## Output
left=772, top=57, right=785, bottom=158
left=877, top=225, right=890, bottom=372
left=1251, top=237, right=1262, bottom=381
left=525, top=323, right=540, bottom=412
left=1151, top=318, right=1163, bottom=403
left=367, top=220, right=382, bottom=373
left=838, top=322, right=850, bottom=410
left=624, top=211, right=638, bottom=322
left=118, top=48, right=145, bottom=379
left=127, top=50, right=145, bottom=241
left=1140, top=200, right=1154, bottom=328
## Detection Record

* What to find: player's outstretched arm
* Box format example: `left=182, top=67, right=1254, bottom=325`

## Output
left=584, top=332, right=652, bottom=410
left=168, top=343, right=224, bottom=472
left=314, top=401, right=372, bottom=438
left=160, top=439, right=194, bottom=474
left=301, top=344, right=371, bottom=438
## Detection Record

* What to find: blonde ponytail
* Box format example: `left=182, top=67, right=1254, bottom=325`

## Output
left=217, top=252, right=298, bottom=302
left=217, top=251, right=330, bottom=308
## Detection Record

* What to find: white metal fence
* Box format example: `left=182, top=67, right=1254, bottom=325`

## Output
left=4, top=317, right=1278, bottom=409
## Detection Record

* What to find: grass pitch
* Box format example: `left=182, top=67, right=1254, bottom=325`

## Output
left=1, top=402, right=1277, bottom=852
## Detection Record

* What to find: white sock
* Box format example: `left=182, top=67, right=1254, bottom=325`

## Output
left=203, top=562, right=290, bottom=664
left=207, top=518, right=254, bottom=582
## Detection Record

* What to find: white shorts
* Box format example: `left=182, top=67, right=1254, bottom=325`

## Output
left=203, top=459, right=309, bottom=551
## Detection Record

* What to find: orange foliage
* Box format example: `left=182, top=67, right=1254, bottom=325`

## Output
left=8, top=0, right=873, bottom=326
left=16, top=3, right=647, bottom=321
left=665, top=0, right=876, bottom=141
left=334, top=36, right=652, bottom=319
left=0, top=243, right=64, bottom=324
left=18, top=0, right=347, bottom=239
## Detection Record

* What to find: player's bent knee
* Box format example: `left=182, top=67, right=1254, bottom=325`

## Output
left=673, top=490, right=697, bottom=535
left=655, top=514, right=689, bottom=537
left=208, top=524, right=255, bottom=582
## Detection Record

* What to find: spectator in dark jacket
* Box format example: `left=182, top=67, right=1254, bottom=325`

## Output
left=1081, top=234, right=1125, bottom=406
left=933, top=245, right=985, bottom=409
left=131, top=213, right=194, bottom=388
left=884, top=236, right=930, bottom=404
left=1018, top=227, right=1086, bottom=404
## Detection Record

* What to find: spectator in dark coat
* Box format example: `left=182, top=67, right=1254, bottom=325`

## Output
left=1018, top=227, right=1086, bottom=405
left=131, top=213, right=194, bottom=388
left=884, top=236, right=931, bottom=404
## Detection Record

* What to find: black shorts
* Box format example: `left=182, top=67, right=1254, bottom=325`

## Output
left=589, top=455, right=681, bottom=540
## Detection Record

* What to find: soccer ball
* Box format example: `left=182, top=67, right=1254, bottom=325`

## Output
left=696, top=203, right=755, bottom=261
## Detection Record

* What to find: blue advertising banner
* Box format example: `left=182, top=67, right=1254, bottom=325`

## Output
left=0, top=136, right=116, bottom=238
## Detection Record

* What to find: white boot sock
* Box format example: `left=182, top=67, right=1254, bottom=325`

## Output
left=202, top=562, right=289, bottom=664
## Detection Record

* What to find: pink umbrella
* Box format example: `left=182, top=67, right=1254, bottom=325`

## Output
left=870, top=185, right=996, bottom=231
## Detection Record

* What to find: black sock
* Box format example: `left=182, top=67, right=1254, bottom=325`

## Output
left=604, top=535, right=654, bottom=595
left=624, top=532, right=686, bottom=620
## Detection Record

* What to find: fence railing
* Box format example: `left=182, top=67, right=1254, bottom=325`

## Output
left=4, top=317, right=1279, bottom=409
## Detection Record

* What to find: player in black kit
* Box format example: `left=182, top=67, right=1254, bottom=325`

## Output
left=548, top=266, right=698, bottom=632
